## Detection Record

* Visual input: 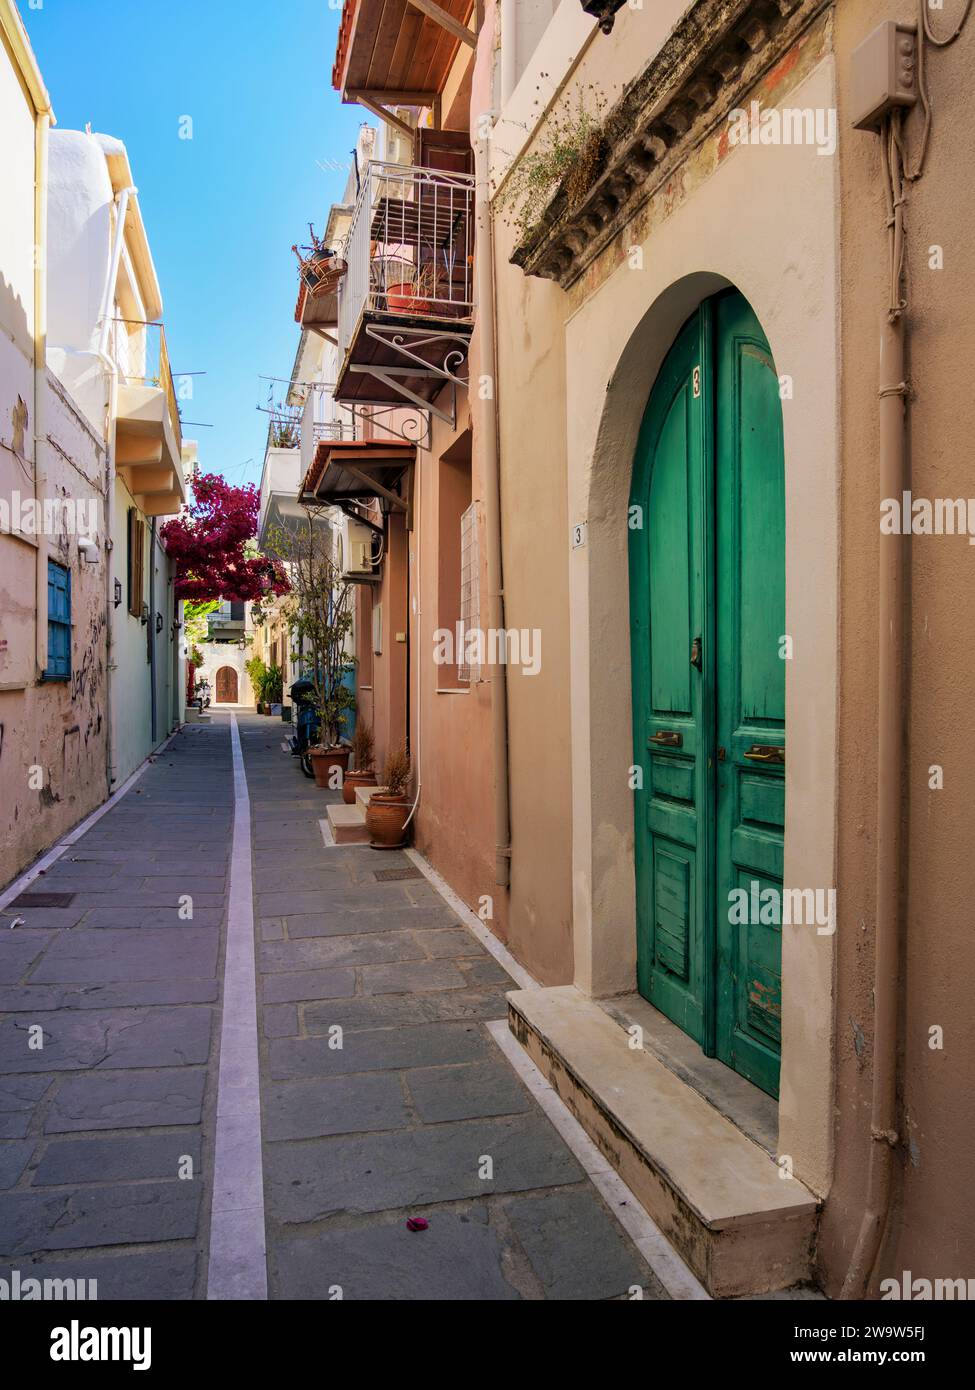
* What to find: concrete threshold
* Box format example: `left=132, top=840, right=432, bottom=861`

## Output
left=325, top=803, right=370, bottom=844
left=507, top=985, right=818, bottom=1298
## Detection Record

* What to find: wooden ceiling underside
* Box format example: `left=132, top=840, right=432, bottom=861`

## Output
left=338, top=0, right=475, bottom=100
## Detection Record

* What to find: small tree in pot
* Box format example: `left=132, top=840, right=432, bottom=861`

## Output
left=366, top=745, right=412, bottom=849
left=245, top=655, right=268, bottom=712
left=265, top=512, right=356, bottom=788
left=343, top=720, right=377, bottom=805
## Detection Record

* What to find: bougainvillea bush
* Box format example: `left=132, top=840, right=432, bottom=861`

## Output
left=161, top=471, right=289, bottom=603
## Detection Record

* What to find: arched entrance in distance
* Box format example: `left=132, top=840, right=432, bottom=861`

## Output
left=215, top=666, right=238, bottom=704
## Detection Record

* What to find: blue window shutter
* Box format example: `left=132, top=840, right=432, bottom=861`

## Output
left=46, top=560, right=71, bottom=680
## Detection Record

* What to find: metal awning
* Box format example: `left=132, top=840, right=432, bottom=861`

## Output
left=300, top=438, right=416, bottom=523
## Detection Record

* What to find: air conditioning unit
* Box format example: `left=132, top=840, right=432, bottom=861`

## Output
left=336, top=516, right=377, bottom=580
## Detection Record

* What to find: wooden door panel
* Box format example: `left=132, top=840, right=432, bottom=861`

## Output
left=631, top=316, right=708, bottom=1043
left=216, top=666, right=238, bottom=704
left=714, top=293, right=785, bottom=1098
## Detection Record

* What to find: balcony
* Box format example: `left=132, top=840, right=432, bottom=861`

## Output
left=336, top=160, right=475, bottom=423
left=110, top=319, right=187, bottom=517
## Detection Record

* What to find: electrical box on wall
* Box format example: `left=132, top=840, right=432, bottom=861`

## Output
left=851, top=21, right=919, bottom=131
left=336, top=516, right=378, bottom=581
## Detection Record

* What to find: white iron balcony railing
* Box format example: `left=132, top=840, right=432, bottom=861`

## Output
left=312, top=419, right=357, bottom=444
left=338, top=160, right=475, bottom=359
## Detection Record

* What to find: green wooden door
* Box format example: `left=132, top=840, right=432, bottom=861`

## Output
left=629, top=290, right=785, bottom=1097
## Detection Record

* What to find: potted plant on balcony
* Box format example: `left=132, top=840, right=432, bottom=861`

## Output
left=385, top=261, right=441, bottom=316
left=366, top=745, right=412, bottom=849
left=343, top=720, right=378, bottom=805
left=264, top=512, right=356, bottom=789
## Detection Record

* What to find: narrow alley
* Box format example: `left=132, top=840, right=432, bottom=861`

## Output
left=0, top=717, right=675, bottom=1301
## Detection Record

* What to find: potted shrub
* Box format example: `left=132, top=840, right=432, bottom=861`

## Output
left=343, top=721, right=378, bottom=805
left=246, top=655, right=267, bottom=713
left=265, top=664, right=283, bottom=714
left=264, top=512, right=356, bottom=789
left=366, top=745, right=412, bottom=849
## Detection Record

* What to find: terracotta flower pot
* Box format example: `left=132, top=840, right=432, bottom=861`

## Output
left=343, top=768, right=378, bottom=806
left=366, top=792, right=411, bottom=849
left=386, top=281, right=431, bottom=315
left=309, top=746, right=350, bottom=790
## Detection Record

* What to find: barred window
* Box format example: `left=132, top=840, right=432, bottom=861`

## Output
left=457, top=502, right=479, bottom=684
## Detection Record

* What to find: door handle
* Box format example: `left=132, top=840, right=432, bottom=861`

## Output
left=649, top=731, right=683, bottom=749
left=744, top=744, right=785, bottom=765
left=690, top=637, right=702, bottom=671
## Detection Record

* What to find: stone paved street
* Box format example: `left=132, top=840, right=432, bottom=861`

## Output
left=0, top=715, right=670, bottom=1300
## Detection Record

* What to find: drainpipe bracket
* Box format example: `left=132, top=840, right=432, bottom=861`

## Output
left=871, top=1126, right=899, bottom=1146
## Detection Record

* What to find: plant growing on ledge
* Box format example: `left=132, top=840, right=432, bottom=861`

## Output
left=161, top=471, right=289, bottom=605
left=264, top=513, right=356, bottom=787
left=495, top=84, right=620, bottom=243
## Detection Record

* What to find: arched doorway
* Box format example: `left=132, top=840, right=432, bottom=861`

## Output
left=215, top=666, right=238, bottom=704
left=628, top=288, right=785, bottom=1098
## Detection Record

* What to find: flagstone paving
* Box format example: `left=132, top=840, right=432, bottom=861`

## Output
left=0, top=714, right=670, bottom=1301
left=0, top=724, right=229, bottom=1299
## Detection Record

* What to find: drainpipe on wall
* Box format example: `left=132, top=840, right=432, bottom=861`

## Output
left=474, top=133, right=512, bottom=890
left=32, top=110, right=52, bottom=680
left=95, top=183, right=136, bottom=791
left=841, top=117, right=910, bottom=1301
left=500, top=0, right=517, bottom=105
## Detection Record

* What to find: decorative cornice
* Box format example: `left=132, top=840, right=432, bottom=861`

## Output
left=511, top=0, right=832, bottom=287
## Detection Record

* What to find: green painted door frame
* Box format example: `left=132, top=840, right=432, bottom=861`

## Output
left=629, top=289, right=785, bottom=1098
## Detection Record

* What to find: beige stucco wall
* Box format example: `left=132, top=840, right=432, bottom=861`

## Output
left=492, top=15, right=840, bottom=1196
left=816, top=0, right=975, bottom=1297
left=410, top=393, right=505, bottom=939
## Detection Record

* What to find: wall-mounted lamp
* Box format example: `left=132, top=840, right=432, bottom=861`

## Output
left=113, top=578, right=123, bottom=609
left=580, top=0, right=627, bottom=33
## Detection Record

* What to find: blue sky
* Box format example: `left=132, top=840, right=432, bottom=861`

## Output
left=23, top=0, right=366, bottom=489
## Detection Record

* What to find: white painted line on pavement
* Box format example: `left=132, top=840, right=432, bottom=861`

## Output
left=404, top=848, right=539, bottom=993
left=0, top=730, right=179, bottom=913
left=207, top=713, right=268, bottom=1300
left=486, top=1019, right=711, bottom=1302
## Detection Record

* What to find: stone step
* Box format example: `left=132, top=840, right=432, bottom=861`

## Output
left=506, top=985, right=819, bottom=1298
left=326, top=803, right=370, bottom=845
left=355, top=784, right=382, bottom=812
